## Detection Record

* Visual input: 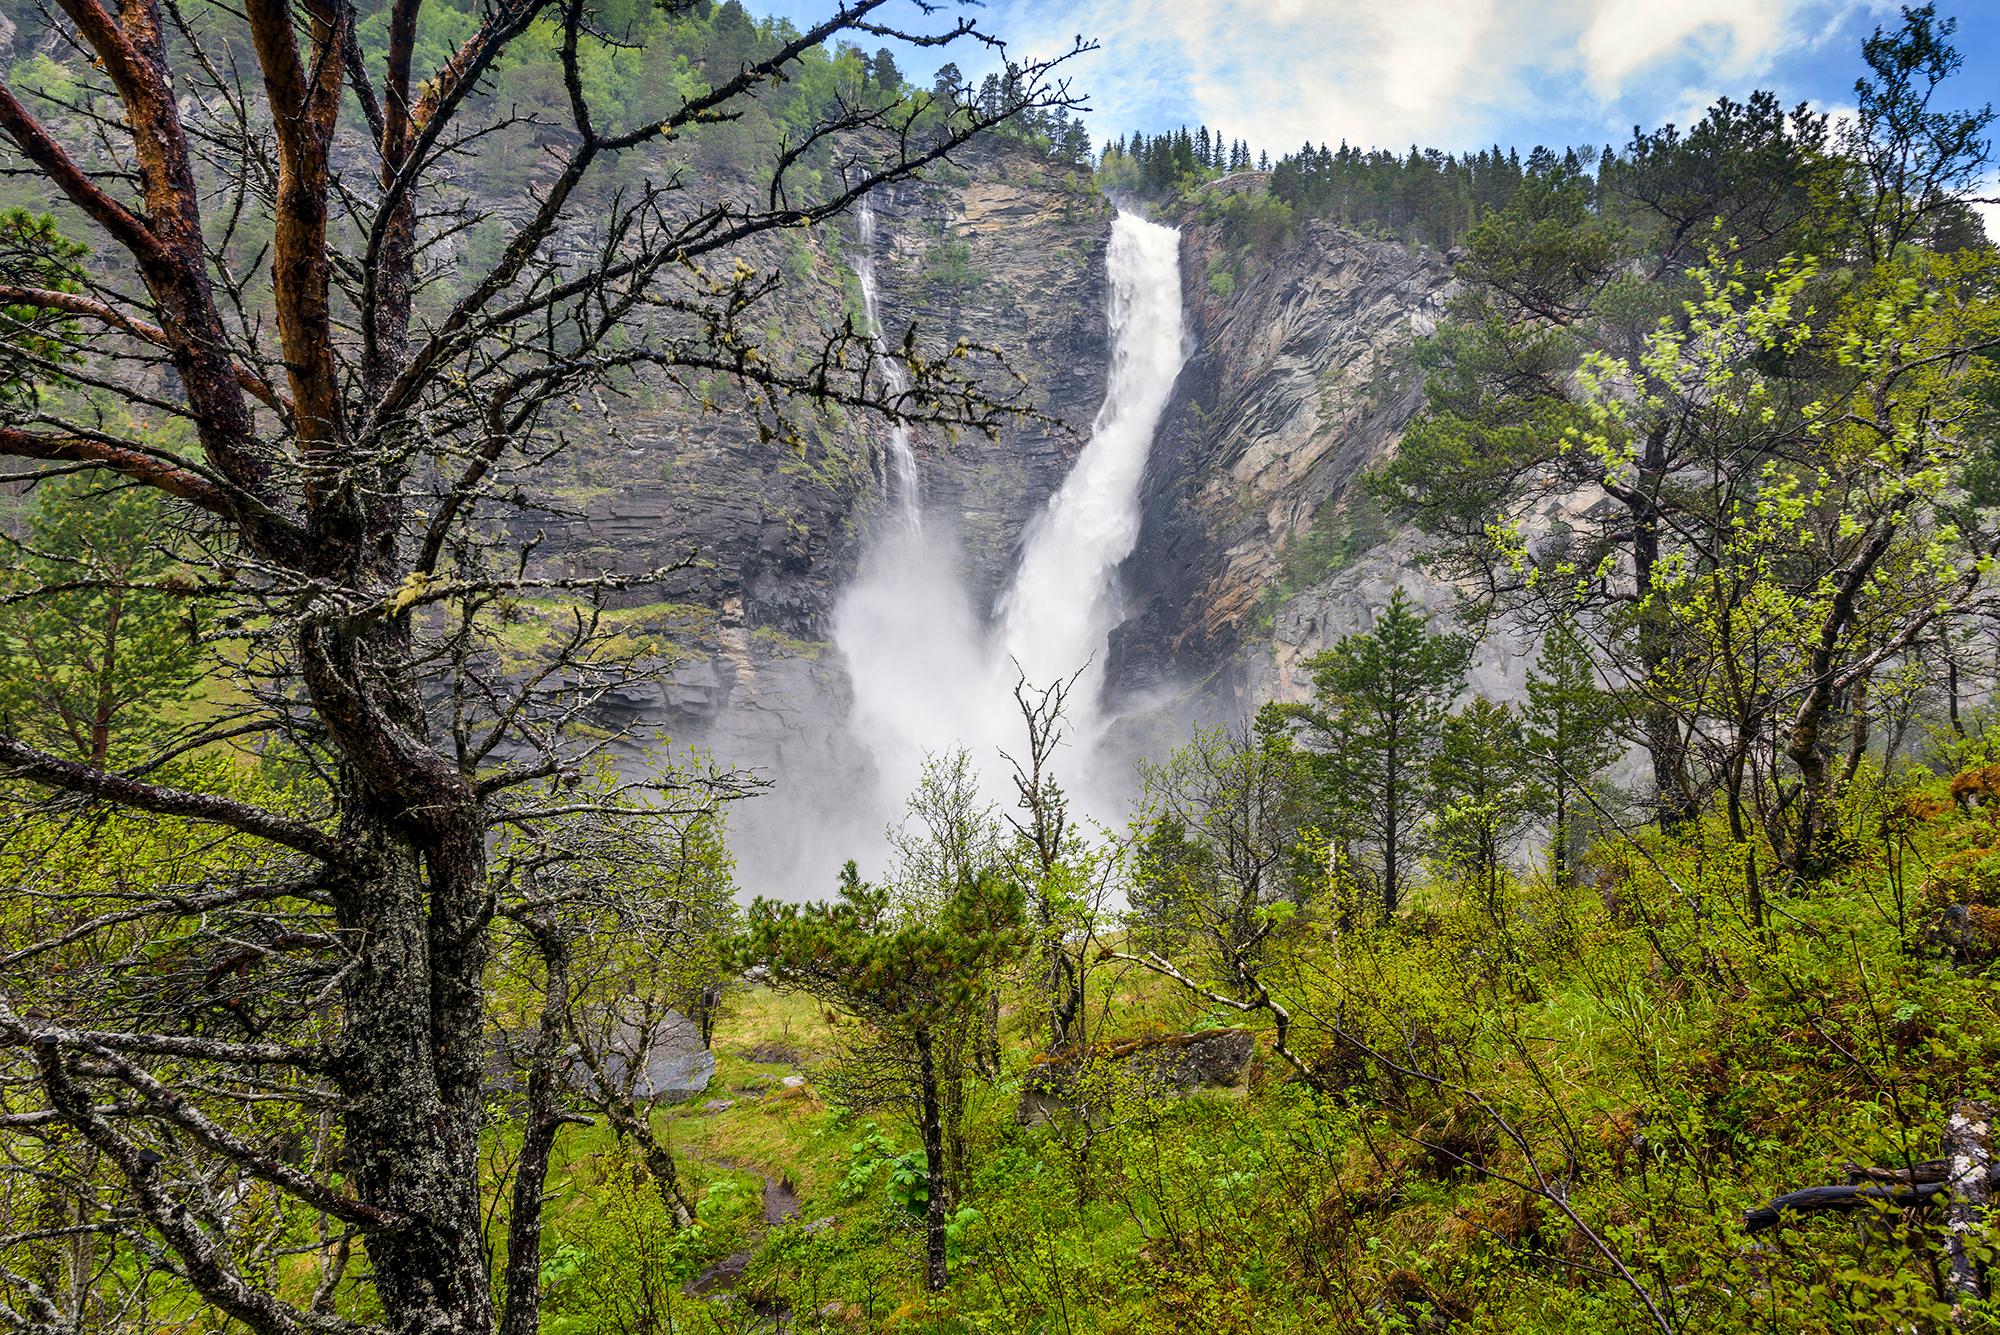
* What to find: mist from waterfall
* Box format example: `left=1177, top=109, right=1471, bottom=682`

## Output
left=828, top=208, right=1186, bottom=882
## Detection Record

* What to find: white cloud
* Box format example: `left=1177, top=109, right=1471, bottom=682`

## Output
left=1578, top=1, right=1784, bottom=102
left=995, top=0, right=1866, bottom=155
left=1001, top=0, right=1533, bottom=152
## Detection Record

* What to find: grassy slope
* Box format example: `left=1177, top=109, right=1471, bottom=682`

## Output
left=529, top=760, right=2000, bottom=1333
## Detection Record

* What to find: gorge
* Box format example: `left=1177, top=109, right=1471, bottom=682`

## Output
left=6, top=1, right=1997, bottom=1326
left=830, top=207, right=1187, bottom=882
left=633, top=153, right=1476, bottom=898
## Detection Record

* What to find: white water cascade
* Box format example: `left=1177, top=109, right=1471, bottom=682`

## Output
left=995, top=215, right=1186, bottom=743
left=853, top=195, right=922, bottom=530
left=828, top=207, right=1186, bottom=880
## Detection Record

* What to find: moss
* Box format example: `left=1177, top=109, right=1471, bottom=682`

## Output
left=917, top=237, right=983, bottom=293
left=748, top=625, right=825, bottom=659
left=1253, top=487, right=1392, bottom=632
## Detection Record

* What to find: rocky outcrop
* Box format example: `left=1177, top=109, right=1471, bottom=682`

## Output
left=486, top=1009, right=715, bottom=1103
left=1111, top=194, right=1456, bottom=712
left=531, top=139, right=1112, bottom=641
left=574, top=1011, right=717, bottom=1103
left=866, top=152, right=1115, bottom=612
left=1018, top=1027, right=1255, bottom=1126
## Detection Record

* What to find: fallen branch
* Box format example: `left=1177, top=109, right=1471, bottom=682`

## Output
left=1743, top=1095, right=1996, bottom=1324
left=1743, top=1181, right=1947, bottom=1233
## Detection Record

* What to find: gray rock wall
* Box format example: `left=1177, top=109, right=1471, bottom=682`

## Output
left=1110, top=199, right=1457, bottom=715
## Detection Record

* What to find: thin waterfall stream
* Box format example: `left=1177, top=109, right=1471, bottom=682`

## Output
left=828, top=207, right=1187, bottom=876
left=853, top=195, right=923, bottom=531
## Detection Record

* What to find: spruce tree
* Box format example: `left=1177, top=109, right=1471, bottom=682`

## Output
left=1264, top=589, right=1469, bottom=917
left=1524, top=623, right=1621, bottom=884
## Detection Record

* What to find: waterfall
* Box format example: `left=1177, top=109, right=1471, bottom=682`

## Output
left=853, top=195, right=922, bottom=530
left=826, top=208, right=1186, bottom=883
left=996, top=214, right=1186, bottom=744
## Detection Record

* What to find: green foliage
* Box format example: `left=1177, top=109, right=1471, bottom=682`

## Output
left=743, top=864, right=1025, bottom=1288
left=0, top=473, right=203, bottom=768
left=1461, top=156, right=1624, bottom=319
left=1524, top=622, right=1623, bottom=882
left=1429, top=697, right=1541, bottom=910
left=1377, top=2, right=1997, bottom=858
left=7, top=8, right=1999, bottom=1332
left=1845, top=2, right=1997, bottom=257
left=918, top=237, right=983, bottom=294
left=1132, top=724, right=1307, bottom=993
left=1264, top=589, right=1471, bottom=916
left=1257, top=488, right=1390, bottom=627
left=744, top=864, right=1024, bottom=1039
left=529, top=1139, right=757, bottom=1331
left=0, top=210, right=88, bottom=407
left=1196, top=188, right=1297, bottom=266
left=718, top=773, right=2000, bottom=1328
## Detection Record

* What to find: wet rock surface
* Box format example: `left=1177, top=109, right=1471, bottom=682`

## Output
left=571, top=1010, right=717, bottom=1103
left=1019, top=1027, right=1256, bottom=1126
left=484, top=1011, right=715, bottom=1102
left=1113, top=194, right=1457, bottom=709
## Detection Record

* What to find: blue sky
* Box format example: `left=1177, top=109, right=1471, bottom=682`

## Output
left=760, top=0, right=1998, bottom=226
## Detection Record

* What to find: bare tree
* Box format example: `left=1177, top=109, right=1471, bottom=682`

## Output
left=1130, top=722, right=1305, bottom=1002
left=496, top=782, right=738, bottom=1250
left=1003, top=671, right=1117, bottom=1053
left=0, top=1, right=1083, bottom=1328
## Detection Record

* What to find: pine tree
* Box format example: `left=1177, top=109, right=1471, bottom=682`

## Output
left=742, top=867, right=1025, bottom=1291
left=1264, top=590, right=1469, bottom=916
left=1431, top=697, right=1540, bottom=917
left=0, top=472, right=201, bottom=769
left=1524, top=623, right=1622, bottom=884
left=869, top=47, right=902, bottom=92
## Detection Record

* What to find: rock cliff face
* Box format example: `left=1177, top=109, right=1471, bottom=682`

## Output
left=864, top=157, right=1115, bottom=613
left=523, top=140, right=1112, bottom=639
left=548, top=141, right=1116, bottom=895
left=547, top=163, right=1521, bottom=890
left=1111, top=190, right=1461, bottom=715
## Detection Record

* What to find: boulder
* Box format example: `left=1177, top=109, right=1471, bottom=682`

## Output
left=567, top=1010, right=715, bottom=1103
left=1018, top=1027, right=1256, bottom=1127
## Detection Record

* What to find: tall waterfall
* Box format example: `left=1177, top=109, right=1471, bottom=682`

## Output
left=828, top=207, right=1186, bottom=879
left=996, top=215, right=1186, bottom=744
left=853, top=196, right=922, bottom=530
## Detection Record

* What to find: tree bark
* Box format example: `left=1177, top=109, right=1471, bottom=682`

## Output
left=915, top=1027, right=949, bottom=1292
left=1627, top=424, right=1694, bottom=831
left=1945, top=1101, right=1993, bottom=1324
left=1383, top=731, right=1400, bottom=918
left=499, top=925, right=574, bottom=1335
left=332, top=814, right=495, bottom=1335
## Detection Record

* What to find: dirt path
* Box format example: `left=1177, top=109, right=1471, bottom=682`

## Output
left=684, top=1163, right=803, bottom=1299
